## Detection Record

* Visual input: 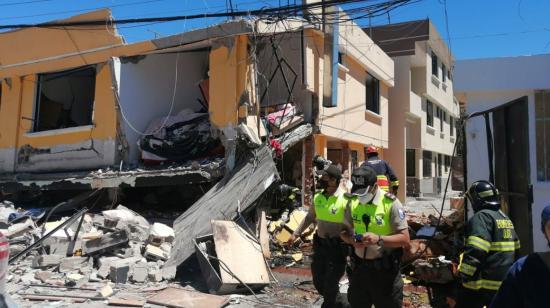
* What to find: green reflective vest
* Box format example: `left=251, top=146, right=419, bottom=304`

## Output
left=347, top=195, right=394, bottom=236
left=314, top=192, right=346, bottom=223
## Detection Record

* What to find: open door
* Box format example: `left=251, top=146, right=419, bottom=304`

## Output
left=492, top=97, right=533, bottom=255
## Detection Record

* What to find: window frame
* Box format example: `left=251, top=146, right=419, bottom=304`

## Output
left=33, top=65, right=96, bottom=133
left=406, top=149, right=416, bottom=177
left=365, top=72, right=380, bottom=114
left=431, top=51, right=439, bottom=77
left=426, top=100, right=434, bottom=127
left=535, top=90, right=550, bottom=181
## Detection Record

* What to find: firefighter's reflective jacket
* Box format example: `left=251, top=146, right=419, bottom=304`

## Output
left=458, top=209, right=520, bottom=291
left=360, top=157, right=399, bottom=192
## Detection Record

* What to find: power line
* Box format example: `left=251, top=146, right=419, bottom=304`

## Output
left=0, top=0, right=171, bottom=21
left=0, top=0, right=54, bottom=7
left=0, top=0, right=420, bottom=30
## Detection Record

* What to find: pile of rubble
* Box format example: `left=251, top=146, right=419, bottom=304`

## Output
left=5, top=203, right=176, bottom=294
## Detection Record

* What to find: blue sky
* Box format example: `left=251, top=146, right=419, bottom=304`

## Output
left=1, top=0, right=550, bottom=60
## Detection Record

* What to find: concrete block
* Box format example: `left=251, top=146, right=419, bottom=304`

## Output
left=32, top=254, right=64, bottom=268
left=110, top=264, right=130, bottom=284
left=148, top=268, right=163, bottom=282
left=66, top=273, right=84, bottom=282
left=59, top=256, right=91, bottom=273
left=100, top=284, right=114, bottom=297
left=131, top=263, right=148, bottom=283
left=97, top=257, right=121, bottom=279
left=144, top=244, right=168, bottom=261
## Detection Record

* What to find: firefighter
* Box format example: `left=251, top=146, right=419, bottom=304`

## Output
left=490, top=202, right=550, bottom=308
left=287, top=164, right=348, bottom=308
left=456, top=180, right=520, bottom=308
left=360, top=145, right=399, bottom=194
left=341, top=166, right=410, bottom=308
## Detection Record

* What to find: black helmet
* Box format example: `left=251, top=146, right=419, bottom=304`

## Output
left=466, top=180, right=501, bottom=212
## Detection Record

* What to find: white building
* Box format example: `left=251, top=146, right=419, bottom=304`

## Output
left=367, top=20, right=460, bottom=200
left=455, top=54, right=550, bottom=253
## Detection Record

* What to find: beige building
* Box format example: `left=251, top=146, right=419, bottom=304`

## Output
left=367, top=20, right=459, bottom=198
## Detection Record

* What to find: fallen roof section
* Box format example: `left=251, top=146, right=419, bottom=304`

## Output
left=163, top=145, right=278, bottom=279
left=0, top=159, right=224, bottom=192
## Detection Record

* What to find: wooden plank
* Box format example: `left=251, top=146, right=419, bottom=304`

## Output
left=108, top=298, right=146, bottom=307
left=212, top=220, right=270, bottom=285
left=258, top=211, right=271, bottom=258
left=22, top=295, right=87, bottom=303
left=147, top=287, right=228, bottom=308
left=164, top=145, right=278, bottom=278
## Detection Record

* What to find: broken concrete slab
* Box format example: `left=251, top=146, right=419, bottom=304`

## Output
left=59, top=256, right=91, bottom=273
left=144, top=244, right=168, bottom=261
left=148, top=222, right=174, bottom=245
left=83, top=229, right=129, bottom=255
left=165, top=145, right=278, bottom=279
left=32, top=254, right=64, bottom=268
left=97, top=256, right=122, bottom=279
left=147, top=287, right=229, bottom=308
left=100, top=284, right=114, bottom=297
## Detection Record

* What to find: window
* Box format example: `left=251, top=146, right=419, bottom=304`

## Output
left=447, top=68, right=452, bottom=81
left=351, top=150, right=358, bottom=170
left=427, top=100, right=434, bottom=127
left=437, top=153, right=443, bottom=176
left=423, top=151, right=432, bottom=177
left=431, top=51, right=438, bottom=77
left=535, top=91, right=550, bottom=181
left=442, top=64, right=447, bottom=82
left=34, top=66, right=96, bottom=132
left=366, top=72, right=380, bottom=114
left=338, top=52, right=344, bottom=65
left=441, top=111, right=446, bottom=132
left=406, top=149, right=416, bottom=177
left=450, top=117, right=454, bottom=136
left=444, top=155, right=451, bottom=172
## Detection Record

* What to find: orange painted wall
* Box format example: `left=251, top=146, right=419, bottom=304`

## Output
left=0, top=62, right=118, bottom=151
left=208, top=35, right=250, bottom=128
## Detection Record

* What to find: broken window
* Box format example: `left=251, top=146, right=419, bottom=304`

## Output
left=431, top=51, right=438, bottom=77
left=366, top=72, right=380, bottom=114
left=423, top=150, right=432, bottom=177
left=34, top=66, right=96, bottom=132
left=535, top=91, right=550, bottom=181
left=427, top=100, right=434, bottom=127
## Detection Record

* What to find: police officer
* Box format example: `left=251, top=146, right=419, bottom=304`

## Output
left=341, top=166, right=410, bottom=308
left=456, top=180, right=520, bottom=308
left=490, top=203, right=550, bottom=308
left=360, top=145, right=399, bottom=194
left=288, top=164, right=348, bottom=308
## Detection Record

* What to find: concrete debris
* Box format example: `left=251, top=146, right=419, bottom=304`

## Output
left=110, top=264, right=130, bottom=284
left=131, top=263, right=148, bottom=283
left=34, top=271, right=53, bottom=283
left=32, top=254, right=63, bottom=268
left=60, top=257, right=92, bottom=273
left=100, top=284, right=114, bottom=297
left=148, top=222, right=174, bottom=245
left=144, top=244, right=169, bottom=261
